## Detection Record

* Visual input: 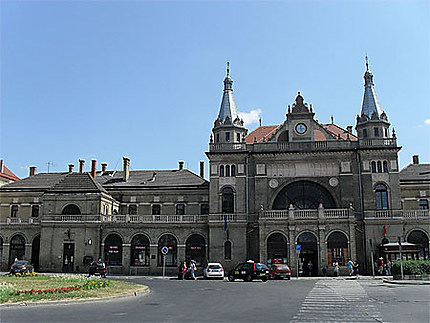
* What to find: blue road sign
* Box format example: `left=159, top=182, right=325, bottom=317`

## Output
left=295, top=244, right=302, bottom=252
left=161, top=246, right=169, bottom=255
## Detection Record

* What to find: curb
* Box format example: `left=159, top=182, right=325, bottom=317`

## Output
left=0, top=286, right=150, bottom=308
left=383, top=278, right=430, bottom=285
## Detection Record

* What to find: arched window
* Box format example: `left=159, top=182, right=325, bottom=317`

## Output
left=61, top=204, right=81, bottom=215
left=226, top=165, right=230, bottom=177
left=31, top=234, right=40, bottom=271
left=185, top=234, right=206, bottom=267
left=327, top=231, right=348, bottom=266
left=267, top=233, right=288, bottom=264
left=371, top=161, right=376, bottom=173
left=9, top=234, right=25, bottom=265
left=104, top=234, right=123, bottom=266
left=222, top=187, right=234, bottom=213
left=131, top=235, right=150, bottom=266
left=377, top=161, right=382, bottom=173
left=375, top=184, right=389, bottom=210
left=231, top=165, right=236, bottom=177
left=419, top=199, right=429, bottom=210
left=158, top=234, right=177, bottom=267
left=383, top=161, right=388, bottom=173
left=407, top=230, right=429, bottom=260
left=224, top=241, right=232, bottom=260
left=220, top=165, right=224, bottom=177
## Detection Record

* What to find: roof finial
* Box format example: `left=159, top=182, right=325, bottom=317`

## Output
left=259, top=117, right=262, bottom=126
left=226, top=61, right=230, bottom=76
left=365, top=54, right=369, bottom=71
left=331, top=115, right=334, bottom=124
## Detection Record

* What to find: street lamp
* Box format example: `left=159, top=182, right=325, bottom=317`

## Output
left=99, top=225, right=103, bottom=261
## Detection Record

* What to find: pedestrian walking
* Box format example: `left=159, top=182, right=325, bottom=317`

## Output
left=386, top=259, right=391, bottom=276
left=353, top=261, right=359, bottom=276
left=333, top=262, right=339, bottom=277
left=347, top=259, right=354, bottom=276
left=189, top=261, right=197, bottom=280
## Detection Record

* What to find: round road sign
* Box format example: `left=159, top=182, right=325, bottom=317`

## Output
left=161, top=246, right=169, bottom=255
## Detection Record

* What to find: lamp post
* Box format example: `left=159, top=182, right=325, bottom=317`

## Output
left=398, top=236, right=404, bottom=280
left=99, top=225, right=103, bottom=261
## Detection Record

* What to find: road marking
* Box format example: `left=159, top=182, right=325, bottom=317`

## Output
left=290, top=280, right=383, bottom=323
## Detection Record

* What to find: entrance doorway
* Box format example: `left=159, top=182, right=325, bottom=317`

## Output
left=297, top=232, right=318, bottom=276
left=31, top=235, right=40, bottom=271
left=63, top=243, right=75, bottom=272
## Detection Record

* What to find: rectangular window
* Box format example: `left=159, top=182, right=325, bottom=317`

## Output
left=363, top=129, right=368, bottom=138
left=31, top=205, right=39, bottom=217
left=128, top=204, right=137, bottom=215
left=419, top=199, right=429, bottom=210
left=10, top=205, right=18, bottom=217
left=236, top=133, right=241, bottom=142
left=176, top=203, right=185, bottom=215
left=225, top=132, right=230, bottom=142
left=374, top=127, right=379, bottom=137
left=152, top=204, right=161, bottom=215
left=200, top=203, right=209, bottom=215
left=216, top=134, right=220, bottom=143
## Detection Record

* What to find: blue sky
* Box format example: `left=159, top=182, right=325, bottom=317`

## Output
left=1, top=1, right=429, bottom=179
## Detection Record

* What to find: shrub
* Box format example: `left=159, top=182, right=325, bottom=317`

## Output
left=392, top=260, right=430, bottom=275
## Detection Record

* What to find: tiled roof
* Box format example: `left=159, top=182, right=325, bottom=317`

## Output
left=244, top=123, right=357, bottom=143
left=322, top=124, right=358, bottom=141
left=49, top=173, right=108, bottom=193
left=97, top=169, right=208, bottom=188
left=400, top=164, right=430, bottom=182
left=245, top=126, right=279, bottom=143
left=0, top=162, right=20, bottom=182
left=0, top=173, right=67, bottom=190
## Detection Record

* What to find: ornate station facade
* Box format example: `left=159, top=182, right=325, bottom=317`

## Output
left=1, top=61, right=429, bottom=275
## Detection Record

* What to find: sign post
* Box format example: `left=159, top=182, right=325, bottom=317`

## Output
left=370, top=239, right=375, bottom=277
left=295, top=244, right=301, bottom=279
left=161, top=246, right=169, bottom=277
left=398, top=237, right=404, bottom=280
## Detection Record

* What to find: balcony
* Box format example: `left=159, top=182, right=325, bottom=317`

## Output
left=39, top=214, right=208, bottom=223
left=0, top=217, right=40, bottom=225
left=364, top=210, right=429, bottom=219
left=208, top=213, right=247, bottom=223
left=260, top=208, right=351, bottom=220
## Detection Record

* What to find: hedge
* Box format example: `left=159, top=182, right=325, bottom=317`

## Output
left=391, top=260, right=430, bottom=275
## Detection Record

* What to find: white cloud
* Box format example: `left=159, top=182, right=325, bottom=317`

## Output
left=424, top=119, right=430, bottom=125
left=238, top=109, right=262, bottom=126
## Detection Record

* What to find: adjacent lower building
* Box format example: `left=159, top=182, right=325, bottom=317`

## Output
left=1, top=61, right=428, bottom=275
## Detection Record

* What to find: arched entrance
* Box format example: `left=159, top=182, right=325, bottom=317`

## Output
left=185, top=234, right=206, bottom=267
left=407, top=230, right=429, bottom=260
left=61, top=204, right=81, bottom=215
left=273, top=181, right=336, bottom=209
left=31, top=234, right=40, bottom=271
left=327, top=231, right=348, bottom=266
left=158, top=234, right=177, bottom=267
left=9, top=234, right=25, bottom=265
left=104, top=234, right=123, bottom=266
left=297, top=232, right=318, bottom=276
left=267, top=233, right=288, bottom=264
left=130, top=234, right=150, bottom=266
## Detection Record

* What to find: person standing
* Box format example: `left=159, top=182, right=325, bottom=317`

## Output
left=334, top=262, right=339, bottom=277
left=307, top=261, right=313, bottom=277
left=347, top=259, right=354, bottom=276
left=386, top=259, right=391, bottom=276
left=353, top=261, right=359, bottom=276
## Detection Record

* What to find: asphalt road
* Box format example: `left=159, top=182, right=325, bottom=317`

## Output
left=2, top=277, right=429, bottom=323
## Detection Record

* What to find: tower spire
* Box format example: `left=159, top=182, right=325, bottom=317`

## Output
left=218, top=62, right=237, bottom=122
left=360, top=56, right=383, bottom=119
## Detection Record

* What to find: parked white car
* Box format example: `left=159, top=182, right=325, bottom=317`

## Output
left=203, top=262, right=224, bottom=279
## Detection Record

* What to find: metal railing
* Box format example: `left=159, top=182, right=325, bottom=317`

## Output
left=261, top=208, right=350, bottom=220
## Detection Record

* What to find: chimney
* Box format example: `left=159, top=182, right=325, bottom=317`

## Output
left=346, top=126, right=353, bottom=133
left=178, top=161, right=184, bottom=170
left=123, top=157, right=130, bottom=181
left=0, top=160, right=4, bottom=173
left=412, top=155, right=419, bottom=165
left=29, top=166, right=37, bottom=177
left=101, top=163, right=107, bottom=172
left=68, top=164, right=74, bottom=173
left=79, top=159, right=85, bottom=173
left=91, top=159, right=97, bottom=179
left=200, top=161, right=204, bottom=178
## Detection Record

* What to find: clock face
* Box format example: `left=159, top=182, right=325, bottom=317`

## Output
left=295, top=123, right=307, bottom=134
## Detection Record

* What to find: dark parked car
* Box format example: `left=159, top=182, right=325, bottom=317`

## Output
left=10, top=260, right=34, bottom=274
left=228, top=261, right=269, bottom=282
left=269, top=264, right=291, bottom=279
left=88, top=261, right=107, bottom=277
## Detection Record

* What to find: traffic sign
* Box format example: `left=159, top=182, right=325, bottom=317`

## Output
left=295, top=244, right=301, bottom=252
left=161, top=246, right=169, bottom=255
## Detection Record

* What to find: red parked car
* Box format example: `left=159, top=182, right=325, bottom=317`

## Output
left=269, top=264, right=291, bottom=279
left=88, top=261, right=107, bottom=277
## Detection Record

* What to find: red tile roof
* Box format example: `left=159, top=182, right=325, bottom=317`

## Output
left=245, top=123, right=357, bottom=143
left=0, top=161, right=20, bottom=181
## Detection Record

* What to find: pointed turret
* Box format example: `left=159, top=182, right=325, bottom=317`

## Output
left=360, top=56, right=383, bottom=119
left=218, top=62, right=239, bottom=124
left=356, top=56, right=392, bottom=141
left=211, top=63, right=247, bottom=145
